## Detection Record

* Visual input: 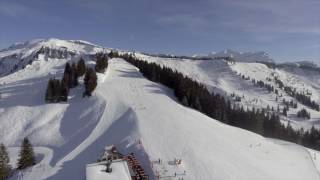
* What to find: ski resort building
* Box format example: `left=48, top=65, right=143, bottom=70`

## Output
left=86, top=160, right=132, bottom=180
left=86, top=145, right=148, bottom=180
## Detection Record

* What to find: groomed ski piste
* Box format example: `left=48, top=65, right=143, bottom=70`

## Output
left=0, top=39, right=320, bottom=179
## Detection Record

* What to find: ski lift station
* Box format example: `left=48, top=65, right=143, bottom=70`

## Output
left=86, top=160, right=132, bottom=180
left=86, top=145, right=148, bottom=180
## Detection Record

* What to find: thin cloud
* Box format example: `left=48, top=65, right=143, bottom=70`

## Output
left=0, top=1, right=30, bottom=18
left=155, top=0, right=320, bottom=35
left=220, top=0, right=320, bottom=34
left=0, top=1, right=66, bottom=24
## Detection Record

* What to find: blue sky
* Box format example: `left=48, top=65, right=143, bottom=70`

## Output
left=0, top=0, right=319, bottom=62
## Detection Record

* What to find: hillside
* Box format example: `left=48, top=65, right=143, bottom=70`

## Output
left=0, top=38, right=105, bottom=77
left=135, top=53, right=320, bottom=130
left=0, top=39, right=320, bottom=179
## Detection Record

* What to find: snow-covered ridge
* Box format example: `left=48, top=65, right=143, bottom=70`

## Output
left=278, top=61, right=320, bottom=69
left=192, top=49, right=274, bottom=63
left=212, top=49, right=274, bottom=63
left=0, top=38, right=107, bottom=76
left=0, top=38, right=104, bottom=58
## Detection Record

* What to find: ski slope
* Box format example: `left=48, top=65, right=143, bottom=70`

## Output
left=0, top=57, right=318, bottom=179
left=0, top=39, right=320, bottom=179
left=135, top=53, right=320, bottom=130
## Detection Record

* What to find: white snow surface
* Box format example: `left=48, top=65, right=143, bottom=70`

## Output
left=0, top=38, right=103, bottom=59
left=0, top=38, right=106, bottom=77
left=135, top=53, right=320, bottom=130
left=0, top=39, right=319, bottom=179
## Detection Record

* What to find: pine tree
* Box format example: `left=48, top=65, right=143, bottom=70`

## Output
left=60, top=80, right=68, bottom=102
left=283, top=107, right=287, bottom=117
left=45, top=79, right=54, bottom=102
left=108, top=51, right=119, bottom=58
left=0, top=143, right=11, bottom=180
left=45, top=78, right=67, bottom=103
left=297, top=108, right=310, bottom=119
left=95, top=54, right=108, bottom=73
left=83, top=68, right=97, bottom=97
left=194, top=97, right=202, bottom=111
left=62, top=63, right=72, bottom=89
left=52, top=79, right=62, bottom=102
left=71, top=62, right=79, bottom=87
left=77, top=58, right=86, bottom=76
left=17, top=137, right=36, bottom=170
left=181, top=96, right=188, bottom=106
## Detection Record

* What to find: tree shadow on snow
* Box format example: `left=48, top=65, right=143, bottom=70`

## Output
left=46, top=108, right=155, bottom=180
left=0, top=63, right=66, bottom=108
left=0, top=76, right=50, bottom=108
left=48, top=95, right=106, bottom=166
left=116, top=69, right=145, bottom=79
left=143, top=83, right=178, bottom=103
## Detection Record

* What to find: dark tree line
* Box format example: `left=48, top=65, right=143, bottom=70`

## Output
left=230, top=93, right=242, bottom=102
left=282, top=98, right=298, bottom=109
left=116, top=52, right=320, bottom=151
left=45, top=56, right=102, bottom=101
left=274, top=78, right=320, bottom=111
left=250, top=75, right=319, bottom=113
left=45, top=62, right=78, bottom=102
left=82, top=53, right=110, bottom=96
left=252, top=79, right=276, bottom=94
left=83, top=53, right=109, bottom=96
left=45, top=78, right=68, bottom=102
left=301, top=126, right=320, bottom=150
left=295, top=93, right=319, bottom=111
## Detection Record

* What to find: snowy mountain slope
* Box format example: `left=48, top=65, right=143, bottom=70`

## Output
left=0, top=38, right=105, bottom=77
left=0, top=39, right=320, bottom=179
left=230, top=62, right=320, bottom=128
left=0, top=38, right=103, bottom=59
left=134, top=53, right=320, bottom=130
left=1, top=56, right=319, bottom=179
left=278, top=64, right=320, bottom=94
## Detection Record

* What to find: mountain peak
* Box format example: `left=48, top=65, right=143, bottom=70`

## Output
left=0, top=38, right=107, bottom=76
left=207, top=49, right=273, bottom=63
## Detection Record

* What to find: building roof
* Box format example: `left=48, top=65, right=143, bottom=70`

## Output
left=86, top=160, right=132, bottom=180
